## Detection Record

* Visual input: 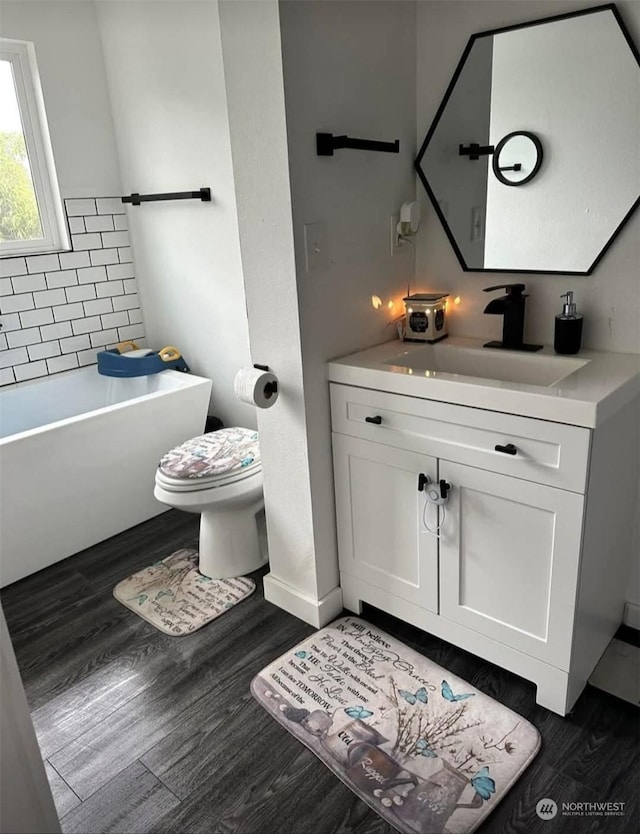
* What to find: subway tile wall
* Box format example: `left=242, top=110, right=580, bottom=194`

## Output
left=0, top=198, right=145, bottom=386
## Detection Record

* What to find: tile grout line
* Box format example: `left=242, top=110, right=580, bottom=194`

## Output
left=137, top=760, right=183, bottom=807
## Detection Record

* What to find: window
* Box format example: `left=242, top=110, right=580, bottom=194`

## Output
left=0, top=38, right=68, bottom=257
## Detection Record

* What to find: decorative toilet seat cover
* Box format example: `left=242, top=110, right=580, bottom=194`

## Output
left=159, top=427, right=260, bottom=482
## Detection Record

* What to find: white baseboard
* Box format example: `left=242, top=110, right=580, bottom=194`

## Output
left=623, top=601, right=640, bottom=630
left=262, top=574, right=343, bottom=628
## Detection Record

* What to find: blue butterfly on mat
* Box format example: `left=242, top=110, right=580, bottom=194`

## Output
left=471, top=767, right=496, bottom=801
left=295, top=650, right=309, bottom=659
left=441, top=680, right=474, bottom=702
left=155, top=590, right=174, bottom=601
left=344, top=706, right=373, bottom=720
left=399, top=687, right=428, bottom=706
left=415, top=739, right=438, bottom=758
left=130, top=594, right=147, bottom=606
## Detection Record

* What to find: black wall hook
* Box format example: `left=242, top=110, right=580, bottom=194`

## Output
left=317, top=133, right=400, bottom=156
left=122, top=188, right=211, bottom=206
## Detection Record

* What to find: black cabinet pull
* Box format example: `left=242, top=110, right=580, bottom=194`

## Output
left=418, top=473, right=429, bottom=492
left=495, top=442, right=517, bottom=455
left=365, top=415, right=383, bottom=425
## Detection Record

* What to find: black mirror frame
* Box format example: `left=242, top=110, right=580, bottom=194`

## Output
left=492, top=131, right=543, bottom=187
left=414, top=3, right=640, bottom=276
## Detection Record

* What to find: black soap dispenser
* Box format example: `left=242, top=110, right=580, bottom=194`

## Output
left=554, top=291, right=583, bottom=355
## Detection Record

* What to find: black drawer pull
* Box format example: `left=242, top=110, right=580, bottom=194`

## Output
left=495, top=442, right=517, bottom=455
left=365, top=415, right=383, bottom=425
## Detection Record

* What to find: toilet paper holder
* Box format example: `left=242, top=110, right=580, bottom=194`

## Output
left=253, top=364, right=278, bottom=396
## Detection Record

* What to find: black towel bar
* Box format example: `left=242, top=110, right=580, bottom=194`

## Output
left=121, top=188, right=211, bottom=206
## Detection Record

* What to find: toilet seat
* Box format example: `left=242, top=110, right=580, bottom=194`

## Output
left=155, top=463, right=261, bottom=493
left=157, top=427, right=260, bottom=493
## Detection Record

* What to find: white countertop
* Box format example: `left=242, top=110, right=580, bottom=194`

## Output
left=328, top=337, right=640, bottom=428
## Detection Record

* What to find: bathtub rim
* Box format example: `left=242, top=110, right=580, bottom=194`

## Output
left=0, top=367, right=212, bottom=446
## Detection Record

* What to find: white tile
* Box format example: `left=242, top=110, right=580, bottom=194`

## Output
left=0, top=313, right=24, bottom=333
left=96, top=197, right=125, bottom=215
left=34, top=288, right=66, bottom=308
left=118, top=247, right=132, bottom=263
left=0, top=313, right=21, bottom=331
left=71, top=316, right=102, bottom=335
left=123, top=278, right=137, bottom=294
left=112, top=293, right=139, bottom=312
left=71, top=233, right=103, bottom=251
left=45, top=270, right=78, bottom=289
left=101, top=231, right=129, bottom=249
left=90, top=249, right=119, bottom=266
left=60, top=334, right=90, bottom=354
left=77, top=265, right=108, bottom=285
left=128, top=308, right=143, bottom=325
left=59, top=251, right=90, bottom=270
left=0, top=367, right=15, bottom=386
left=114, top=214, right=128, bottom=231
left=65, top=198, right=96, bottom=217
left=15, top=361, right=49, bottom=382
left=77, top=348, right=99, bottom=367
left=47, top=354, right=79, bottom=374
left=26, top=254, right=60, bottom=273
left=66, top=284, right=96, bottom=304
left=107, top=263, right=134, bottom=281
left=7, top=328, right=41, bottom=348
left=19, top=308, right=54, bottom=328
left=28, top=340, right=61, bottom=361
left=0, top=277, right=12, bottom=296
left=0, top=346, right=28, bottom=369
left=68, top=217, right=85, bottom=234
left=12, top=273, right=47, bottom=294
left=41, top=321, right=72, bottom=341
left=84, top=215, right=115, bottom=233
left=83, top=298, right=113, bottom=317
left=96, top=280, right=124, bottom=298
left=0, top=293, right=34, bottom=314
left=117, top=324, right=145, bottom=342
left=0, top=257, right=28, bottom=278
left=90, top=328, right=118, bottom=348
left=0, top=333, right=6, bottom=350
left=53, top=302, right=85, bottom=322
left=101, top=311, right=129, bottom=329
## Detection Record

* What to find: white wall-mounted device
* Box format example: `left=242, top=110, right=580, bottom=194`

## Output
left=397, top=200, right=421, bottom=237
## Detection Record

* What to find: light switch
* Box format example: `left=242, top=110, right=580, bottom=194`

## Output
left=304, top=222, right=328, bottom=272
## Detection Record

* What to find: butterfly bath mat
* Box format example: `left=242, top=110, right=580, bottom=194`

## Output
left=113, top=549, right=255, bottom=636
left=251, top=616, right=540, bottom=834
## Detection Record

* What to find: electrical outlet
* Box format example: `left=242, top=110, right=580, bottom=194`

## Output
left=303, top=222, right=328, bottom=272
left=390, top=215, right=401, bottom=255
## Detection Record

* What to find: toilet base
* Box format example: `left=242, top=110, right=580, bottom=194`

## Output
left=198, top=500, right=266, bottom=579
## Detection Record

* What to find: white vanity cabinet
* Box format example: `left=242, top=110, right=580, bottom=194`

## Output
left=330, top=379, right=638, bottom=716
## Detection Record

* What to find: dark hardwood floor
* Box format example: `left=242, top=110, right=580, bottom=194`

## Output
left=1, top=509, right=638, bottom=834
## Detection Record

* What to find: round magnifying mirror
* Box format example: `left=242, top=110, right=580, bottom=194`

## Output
left=492, top=131, right=543, bottom=186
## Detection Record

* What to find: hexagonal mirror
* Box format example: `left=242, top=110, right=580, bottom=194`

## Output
left=415, top=4, right=640, bottom=274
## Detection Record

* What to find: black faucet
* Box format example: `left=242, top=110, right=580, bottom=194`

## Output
left=483, top=284, right=542, bottom=352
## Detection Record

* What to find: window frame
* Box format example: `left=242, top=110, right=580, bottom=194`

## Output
left=0, top=38, right=69, bottom=257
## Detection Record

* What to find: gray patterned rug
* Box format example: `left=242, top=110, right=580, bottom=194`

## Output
left=252, top=615, right=540, bottom=834
left=113, top=549, right=255, bottom=636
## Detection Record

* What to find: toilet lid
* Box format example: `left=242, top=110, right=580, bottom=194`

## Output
left=158, top=427, right=260, bottom=483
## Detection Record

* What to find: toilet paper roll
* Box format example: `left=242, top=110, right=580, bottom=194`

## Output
left=234, top=367, right=279, bottom=409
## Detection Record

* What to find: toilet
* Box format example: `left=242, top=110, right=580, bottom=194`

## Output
left=154, top=427, right=266, bottom=579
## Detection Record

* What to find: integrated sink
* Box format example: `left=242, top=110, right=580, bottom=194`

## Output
left=381, top=341, right=590, bottom=387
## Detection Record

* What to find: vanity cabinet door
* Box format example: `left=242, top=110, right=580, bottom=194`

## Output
left=332, top=433, right=439, bottom=612
left=438, top=461, right=584, bottom=670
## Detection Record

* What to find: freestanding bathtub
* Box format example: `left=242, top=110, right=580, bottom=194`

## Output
left=0, top=367, right=212, bottom=587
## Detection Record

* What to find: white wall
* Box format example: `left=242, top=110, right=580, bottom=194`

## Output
left=95, top=0, right=254, bottom=427
left=416, top=0, right=640, bottom=355
left=416, top=0, right=640, bottom=613
left=485, top=10, right=639, bottom=271
left=279, top=0, right=418, bottom=603
left=1, top=607, right=61, bottom=834
left=0, top=1, right=121, bottom=198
